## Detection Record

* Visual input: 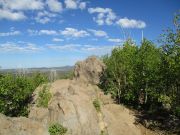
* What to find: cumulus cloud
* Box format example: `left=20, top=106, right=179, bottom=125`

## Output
left=116, top=18, right=146, bottom=29
left=39, top=30, right=58, bottom=35
left=60, top=28, right=90, bottom=38
left=88, top=29, right=108, bottom=38
left=0, top=0, right=87, bottom=22
left=88, top=7, right=116, bottom=25
left=0, top=42, right=41, bottom=52
left=34, top=11, right=57, bottom=24
left=46, top=0, right=63, bottom=12
left=28, top=29, right=58, bottom=35
left=0, top=30, right=21, bottom=36
left=0, top=0, right=44, bottom=10
left=64, top=0, right=87, bottom=10
left=28, top=28, right=90, bottom=37
left=64, top=0, right=77, bottom=9
left=0, top=9, right=26, bottom=21
left=52, top=38, right=64, bottom=42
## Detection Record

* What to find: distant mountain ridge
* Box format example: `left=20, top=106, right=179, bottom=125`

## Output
left=0, top=66, right=74, bottom=73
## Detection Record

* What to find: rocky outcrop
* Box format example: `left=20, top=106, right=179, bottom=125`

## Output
left=28, top=79, right=101, bottom=135
left=74, top=56, right=105, bottom=85
left=0, top=56, right=143, bottom=135
left=0, top=113, right=49, bottom=135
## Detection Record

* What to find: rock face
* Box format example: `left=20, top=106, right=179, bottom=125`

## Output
left=0, top=114, right=49, bottom=135
left=47, top=80, right=100, bottom=135
left=74, top=56, right=105, bottom=85
left=0, top=56, right=142, bottom=135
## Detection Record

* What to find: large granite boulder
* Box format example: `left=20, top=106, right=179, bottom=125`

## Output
left=74, top=56, right=105, bottom=85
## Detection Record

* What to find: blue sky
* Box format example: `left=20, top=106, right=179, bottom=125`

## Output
left=0, top=0, right=179, bottom=69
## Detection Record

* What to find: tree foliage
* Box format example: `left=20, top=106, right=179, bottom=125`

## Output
left=0, top=73, right=47, bottom=117
left=100, top=12, right=180, bottom=117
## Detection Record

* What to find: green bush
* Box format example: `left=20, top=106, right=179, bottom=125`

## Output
left=0, top=74, right=33, bottom=116
left=48, top=123, right=67, bottom=135
left=0, top=73, right=47, bottom=117
left=93, top=99, right=101, bottom=112
left=37, top=84, right=52, bottom=108
left=31, top=72, right=48, bottom=88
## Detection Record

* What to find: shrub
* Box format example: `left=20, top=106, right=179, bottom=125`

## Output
left=48, top=123, right=67, bottom=135
left=0, top=73, right=47, bottom=117
left=31, top=72, right=48, bottom=88
left=0, top=74, right=34, bottom=116
left=37, top=84, right=52, bottom=108
left=93, top=99, right=101, bottom=112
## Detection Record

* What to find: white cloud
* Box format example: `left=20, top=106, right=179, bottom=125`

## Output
left=88, top=7, right=116, bottom=25
left=47, top=43, right=117, bottom=55
left=0, top=42, right=41, bottom=52
left=46, top=0, right=63, bottom=12
left=79, top=2, right=86, bottom=10
left=28, top=29, right=58, bottom=35
left=0, top=0, right=87, bottom=22
left=106, top=11, right=116, bottom=25
left=64, top=0, right=87, bottom=10
left=88, top=29, right=108, bottom=38
left=52, top=38, right=64, bottom=42
left=94, top=18, right=104, bottom=25
left=61, top=28, right=90, bottom=38
left=108, top=38, right=124, bottom=43
left=0, top=30, right=21, bottom=36
left=88, top=7, right=110, bottom=14
left=64, top=0, right=77, bottom=9
left=39, top=30, right=57, bottom=35
left=28, top=28, right=89, bottom=37
left=35, top=17, right=50, bottom=24
left=34, top=11, right=57, bottom=24
left=0, top=0, right=44, bottom=10
left=116, top=18, right=146, bottom=28
left=0, top=9, right=26, bottom=21
left=88, top=7, right=146, bottom=28
left=47, top=44, right=81, bottom=51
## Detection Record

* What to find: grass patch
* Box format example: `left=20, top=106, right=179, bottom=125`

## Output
left=37, top=84, right=52, bottom=108
left=48, top=123, right=67, bottom=135
left=93, top=99, right=101, bottom=112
